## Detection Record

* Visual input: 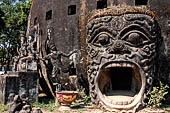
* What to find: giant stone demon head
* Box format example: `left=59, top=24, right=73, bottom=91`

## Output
left=86, top=6, right=161, bottom=112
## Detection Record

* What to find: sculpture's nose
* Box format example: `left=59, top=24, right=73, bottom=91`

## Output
left=107, top=40, right=130, bottom=54
left=112, top=40, right=125, bottom=53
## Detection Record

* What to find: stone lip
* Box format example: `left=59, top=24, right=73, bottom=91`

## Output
left=96, top=61, right=146, bottom=111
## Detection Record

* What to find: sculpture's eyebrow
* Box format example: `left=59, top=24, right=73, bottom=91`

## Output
left=118, top=24, right=152, bottom=41
left=87, top=27, right=117, bottom=43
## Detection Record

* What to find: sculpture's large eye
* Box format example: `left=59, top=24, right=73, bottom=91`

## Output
left=93, top=33, right=112, bottom=47
left=123, top=31, right=149, bottom=46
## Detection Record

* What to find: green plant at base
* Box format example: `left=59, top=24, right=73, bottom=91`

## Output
left=0, top=103, right=8, bottom=113
left=32, top=99, right=58, bottom=112
left=76, top=86, right=91, bottom=105
left=147, top=81, right=169, bottom=108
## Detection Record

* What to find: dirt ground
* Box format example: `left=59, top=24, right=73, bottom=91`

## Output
left=40, top=106, right=168, bottom=113
left=41, top=105, right=109, bottom=113
left=42, top=109, right=109, bottom=113
left=41, top=109, right=168, bottom=113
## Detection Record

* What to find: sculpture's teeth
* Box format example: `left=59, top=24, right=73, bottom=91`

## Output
left=105, top=63, right=136, bottom=68
left=131, top=64, right=135, bottom=68
left=111, top=100, right=133, bottom=105
left=126, top=64, right=131, bottom=67
left=122, top=63, right=126, bottom=67
left=117, top=101, right=123, bottom=105
left=112, top=64, right=116, bottom=67
left=106, top=64, right=111, bottom=68
left=117, top=63, right=121, bottom=67
left=111, top=100, right=116, bottom=105
left=128, top=100, right=132, bottom=104
left=123, top=101, right=128, bottom=105
left=104, top=95, right=112, bottom=103
left=128, top=99, right=134, bottom=104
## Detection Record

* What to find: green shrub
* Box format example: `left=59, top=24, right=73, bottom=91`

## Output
left=75, top=86, right=91, bottom=105
left=147, top=81, right=169, bottom=108
left=0, top=103, right=8, bottom=113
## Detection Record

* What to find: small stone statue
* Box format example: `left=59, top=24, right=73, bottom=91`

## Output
left=13, top=25, right=39, bottom=72
left=27, top=35, right=37, bottom=57
left=19, top=105, right=31, bottom=113
left=7, top=93, right=42, bottom=113
left=8, top=93, right=15, bottom=103
left=19, top=29, right=27, bottom=57
left=32, top=108, right=42, bottom=113
left=8, top=95, right=23, bottom=113
left=13, top=56, right=19, bottom=71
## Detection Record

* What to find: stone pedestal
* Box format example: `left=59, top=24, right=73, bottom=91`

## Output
left=0, top=72, right=39, bottom=104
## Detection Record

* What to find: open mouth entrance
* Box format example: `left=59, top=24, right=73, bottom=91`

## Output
left=98, top=64, right=142, bottom=105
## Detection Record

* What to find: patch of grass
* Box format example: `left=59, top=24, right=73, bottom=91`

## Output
left=0, top=103, right=8, bottom=113
left=75, top=86, right=91, bottom=105
left=32, top=99, right=58, bottom=112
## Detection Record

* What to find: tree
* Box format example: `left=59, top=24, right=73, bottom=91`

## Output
left=0, top=8, right=5, bottom=31
left=0, top=0, right=32, bottom=70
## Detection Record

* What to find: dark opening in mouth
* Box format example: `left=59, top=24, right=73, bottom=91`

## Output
left=111, top=67, right=132, bottom=90
left=98, top=63, right=142, bottom=105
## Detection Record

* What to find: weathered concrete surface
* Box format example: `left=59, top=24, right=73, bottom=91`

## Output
left=0, top=72, right=39, bottom=104
left=29, top=0, right=170, bottom=80
left=28, top=0, right=170, bottom=104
